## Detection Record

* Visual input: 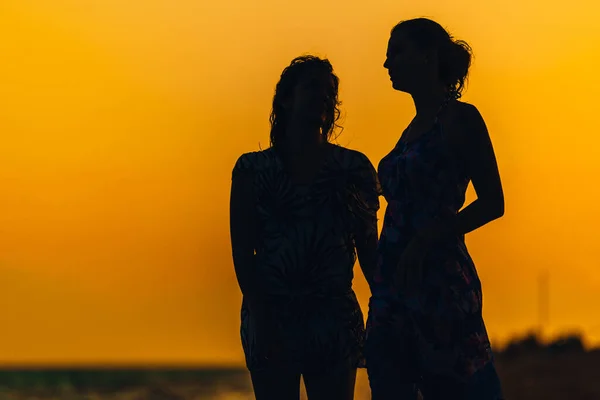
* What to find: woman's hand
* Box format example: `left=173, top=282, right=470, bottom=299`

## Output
left=394, top=216, right=457, bottom=290
left=394, top=235, right=431, bottom=290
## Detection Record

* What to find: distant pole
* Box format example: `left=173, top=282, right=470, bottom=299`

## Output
left=538, top=270, right=549, bottom=338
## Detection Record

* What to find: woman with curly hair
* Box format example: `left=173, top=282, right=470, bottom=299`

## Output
left=230, top=55, right=380, bottom=399
left=365, top=18, right=505, bottom=399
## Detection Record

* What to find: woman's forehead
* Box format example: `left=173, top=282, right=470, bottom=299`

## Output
left=390, top=29, right=417, bottom=46
left=387, top=32, right=413, bottom=54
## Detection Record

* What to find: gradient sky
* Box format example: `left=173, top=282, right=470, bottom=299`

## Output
left=1, top=0, right=599, bottom=366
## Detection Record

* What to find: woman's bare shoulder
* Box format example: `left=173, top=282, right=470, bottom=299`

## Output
left=443, top=100, right=487, bottom=141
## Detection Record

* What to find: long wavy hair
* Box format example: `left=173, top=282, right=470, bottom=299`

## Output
left=392, top=18, right=473, bottom=100
left=269, top=55, right=342, bottom=149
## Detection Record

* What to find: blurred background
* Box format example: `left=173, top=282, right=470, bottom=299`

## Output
left=1, top=0, right=599, bottom=399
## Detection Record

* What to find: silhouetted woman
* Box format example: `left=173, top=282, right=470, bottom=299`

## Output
left=365, top=19, right=505, bottom=399
left=230, top=55, right=380, bottom=400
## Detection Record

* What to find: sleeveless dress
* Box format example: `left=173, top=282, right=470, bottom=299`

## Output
left=231, top=145, right=380, bottom=373
left=365, top=104, right=504, bottom=399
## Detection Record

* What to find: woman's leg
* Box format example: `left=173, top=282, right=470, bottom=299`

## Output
left=419, top=373, right=466, bottom=400
left=250, top=367, right=302, bottom=400
left=464, top=362, right=504, bottom=400
left=365, top=313, right=420, bottom=400
left=419, top=362, right=504, bottom=400
left=303, top=366, right=357, bottom=400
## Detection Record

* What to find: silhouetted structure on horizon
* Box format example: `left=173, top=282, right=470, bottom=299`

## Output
left=499, top=332, right=587, bottom=359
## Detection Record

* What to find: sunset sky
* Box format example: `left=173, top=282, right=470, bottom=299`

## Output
left=1, top=0, right=599, bottom=366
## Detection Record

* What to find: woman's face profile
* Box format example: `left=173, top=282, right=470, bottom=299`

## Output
left=384, top=32, right=428, bottom=93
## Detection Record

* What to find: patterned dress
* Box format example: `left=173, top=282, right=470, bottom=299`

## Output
left=232, top=144, right=380, bottom=373
left=365, top=106, right=504, bottom=398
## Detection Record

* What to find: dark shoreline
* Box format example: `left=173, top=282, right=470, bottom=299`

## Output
left=1, top=334, right=599, bottom=399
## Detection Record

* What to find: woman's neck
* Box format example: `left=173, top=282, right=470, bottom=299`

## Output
left=282, top=125, right=324, bottom=155
left=411, top=85, right=448, bottom=118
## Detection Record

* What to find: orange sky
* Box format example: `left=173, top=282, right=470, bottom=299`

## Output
left=1, top=0, right=600, bottom=366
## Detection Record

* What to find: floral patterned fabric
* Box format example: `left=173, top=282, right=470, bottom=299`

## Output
left=232, top=144, right=380, bottom=372
left=365, top=108, right=503, bottom=398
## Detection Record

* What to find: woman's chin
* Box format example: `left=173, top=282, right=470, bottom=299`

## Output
left=391, top=80, right=409, bottom=93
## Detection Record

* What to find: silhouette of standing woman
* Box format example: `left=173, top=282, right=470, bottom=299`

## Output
left=365, top=19, right=505, bottom=399
left=230, top=55, right=380, bottom=400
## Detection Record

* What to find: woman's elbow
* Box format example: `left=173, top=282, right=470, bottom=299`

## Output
left=491, top=199, right=505, bottom=219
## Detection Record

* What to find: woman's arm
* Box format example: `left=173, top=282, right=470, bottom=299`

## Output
left=419, top=103, right=504, bottom=241
left=454, top=104, right=505, bottom=234
left=229, top=157, right=258, bottom=299
left=356, top=224, right=379, bottom=288
left=354, top=154, right=382, bottom=288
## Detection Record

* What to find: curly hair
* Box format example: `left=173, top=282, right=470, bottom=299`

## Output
left=269, top=55, right=342, bottom=149
left=392, top=18, right=473, bottom=100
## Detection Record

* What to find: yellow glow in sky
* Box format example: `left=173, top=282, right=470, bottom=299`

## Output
left=1, top=0, right=600, bottom=365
